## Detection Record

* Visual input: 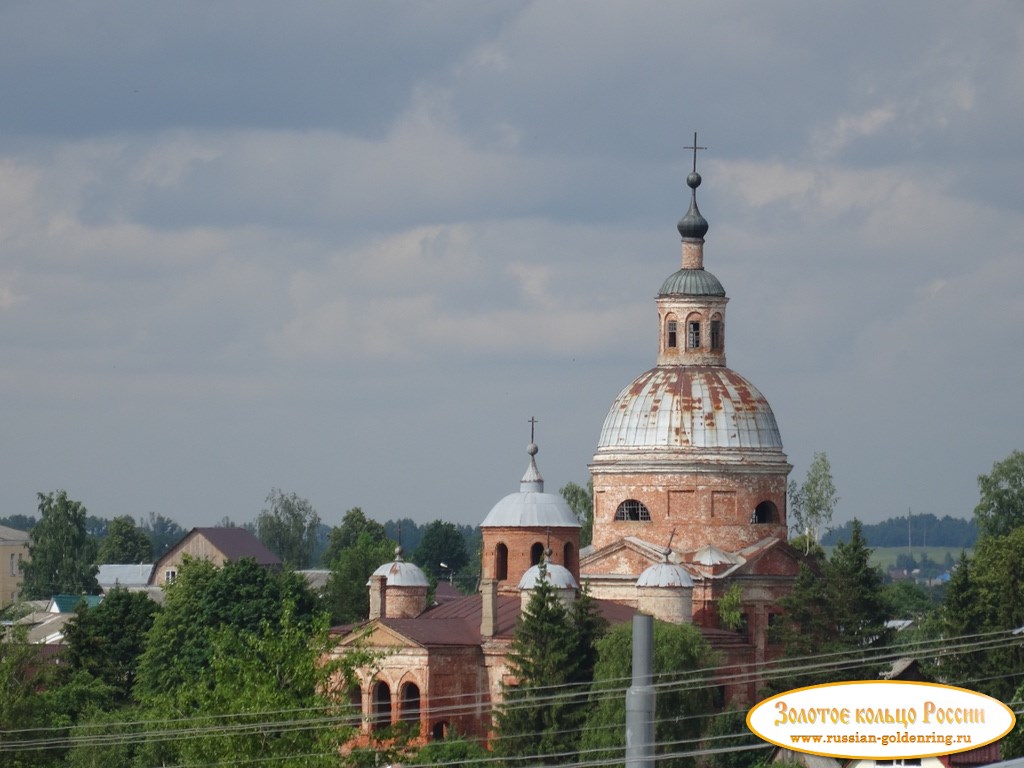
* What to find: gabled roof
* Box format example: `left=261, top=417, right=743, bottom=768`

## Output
left=97, top=563, right=154, bottom=589
left=189, top=527, right=281, bottom=566
left=0, top=524, right=30, bottom=542
left=47, top=594, right=103, bottom=613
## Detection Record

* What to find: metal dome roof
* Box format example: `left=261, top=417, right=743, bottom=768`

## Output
left=658, top=268, right=725, bottom=297
left=480, top=443, right=581, bottom=529
left=636, top=562, right=695, bottom=588
left=367, top=551, right=429, bottom=588
left=597, top=365, right=783, bottom=450
left=518, top=562, right=579, bottom=591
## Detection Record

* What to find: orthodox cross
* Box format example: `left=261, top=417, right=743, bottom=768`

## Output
left=528, top=416, right=538, bottom=443
left=684, top=132, right=707, bottom=172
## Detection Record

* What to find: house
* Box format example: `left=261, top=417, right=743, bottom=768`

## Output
left=150, top=527, right=281, bottom=587
left=0, top=524, right=30, bottom=608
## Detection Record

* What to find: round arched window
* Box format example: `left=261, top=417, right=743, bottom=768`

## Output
left=614, top=499, right=652, bottom=522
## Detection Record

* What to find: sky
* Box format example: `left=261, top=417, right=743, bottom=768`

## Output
left=1, top=2, right=1022, bottom=533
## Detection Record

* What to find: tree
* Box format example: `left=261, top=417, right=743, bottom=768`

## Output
left=717, top=583, right=744, bottom=631
left=412, top=520, right=469, bottom=580
left=770, top=520, right=892, bottom=688
left=974, top=449, right=1024, bottom=539
left=324, top=507, right=388, bottom=567
left=560, top=480, right=593, bottom=548
left=256, top=489, right=321, bottom=568
left=63, top=588, right=159, bottom=704
left=133, top=556, right=318, bottom=702
left=580, top=620, right=717, bottom=768
left=96, top=516, right=152, bottom=564
left=324, top=531, right=395, bottom=623
left=20, top=491, right=99, bottom=599
left=789, top=452, right=838, bottom=554
left=494, top=566, right=606, bottom=765
left=140, top=512, right=186, bottom=558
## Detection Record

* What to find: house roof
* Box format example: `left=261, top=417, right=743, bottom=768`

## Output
left=48, top=594, right=103, bottom=613
left=189, top=527, right=281, bottom=566
left=0, top=524, right=30, bottom=542
left=97, top=563, right=154, bottom=589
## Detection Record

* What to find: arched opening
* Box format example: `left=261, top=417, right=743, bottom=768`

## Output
left=614, top=499, right=652, bottom=522
left=495, top=543, right=508, bottom=580
left=431, top=721, right=450, bottom=740
left=563, top=541, right=577, bottom=574
left=711, top=314, right=723, bottom=350
left=372, top=681, right=391, bottom=731
left=400, top=682, right=421, bottom=726
left=530, top=542, right=545, bottom=565
left=666, top=316, right=678, bottom=349
left=687, top=313, right=702, bottom=350
left=751, top=501, right=778, bottom=524
left=347, top=683, right=361, bottom=711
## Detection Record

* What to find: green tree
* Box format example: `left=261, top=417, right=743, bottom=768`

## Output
left=883, top=580, right=934, bottom=619
left=494, top=566, right=606, bottom=765
left=324, top=507, right=388, bottom=567
left=96, top=516, right=152, bottom=564
left=771, top=521, right=892, bottom=688
left=789, top=452, right=838, bottom=554
left=974, top=449, right=1024, bottom=539
left=324, top=531, right=395, bottom=623
left=20, top=491, right=99, bottom=599
left=560, top=480, right=593, bottom=547
left=938, top=529, right=1024, bottom=701
left=63, top=588, right=159, bottom=704
left=133, top=556, right=318, bottom=702
left=139, top=512, right=186, bottom=558
left=256, top=489, right=321, bottom=568
left=412, top=520, right=469, bottom=580
left=580, top=620, right=717, bottom=768
left=717, top=583, right=744, bottom=630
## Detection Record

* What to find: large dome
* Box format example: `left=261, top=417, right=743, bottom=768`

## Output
left=597, top=365, right=783, bottom=450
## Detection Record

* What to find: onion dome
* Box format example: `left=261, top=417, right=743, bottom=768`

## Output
left=659, top=268, right=725, bottom=297
left=481, top=443, right=580, bottom=529
left=518, top=562, right=579, bottom=591
left=636, top=561, right=694, bottom=588
left=597, top=366, right=783, bottom=450
left=677, top=170, right=709, bottom=241
left=367, top=546, right=429, bottom=587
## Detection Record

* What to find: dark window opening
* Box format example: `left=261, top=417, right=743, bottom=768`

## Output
left=711, top=319, right=722, bottom=350
left=432, top=721, right=450, bottom=740
left=667, top=320, right=677, bottom=348
left=495, top=543, right=509, bottom=580
left=530, top=542, right=545, bottom=565
left=688, top=321, right=701, bottom=349
left=751, top=501, right=778, bottom=524
left=400, top=682, right=420, bottom=724
left=372, top=681, right=391, bottom=731
left=614, top=499, right=652, bottom=522
left=563, top=542, right=576, bottom=574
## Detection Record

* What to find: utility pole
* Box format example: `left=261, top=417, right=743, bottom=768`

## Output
left=626, top=614, right=655, bottom=768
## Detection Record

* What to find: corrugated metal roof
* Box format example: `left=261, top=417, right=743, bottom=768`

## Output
left=97, top=563, right=154, bottom=588
left=597, top=365, right=784, bottom=451
left=636, top=562, right=694, bottom=588
left=659, top=268, right=726, bottom=297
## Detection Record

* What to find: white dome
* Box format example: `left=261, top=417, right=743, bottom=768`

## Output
left=636, top=562, right=694, bottom=588
left=482, top=492, right=580, bottom=529
left=518, top=563, right=579, bottom=591
left=597, top=366, right=783, bottom=450
left=368, top=557, right=429, bottom=588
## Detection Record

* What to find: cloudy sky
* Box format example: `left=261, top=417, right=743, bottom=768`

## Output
left=2, top=2, right=1021, bottom=534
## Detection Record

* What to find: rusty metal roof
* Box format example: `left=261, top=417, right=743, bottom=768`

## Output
left=596, top=365, right=783, bottom=450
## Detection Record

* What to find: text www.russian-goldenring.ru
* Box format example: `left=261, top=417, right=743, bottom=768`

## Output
left=790, top=732, right=972, bottom=748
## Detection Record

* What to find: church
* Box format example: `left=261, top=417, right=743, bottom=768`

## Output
left=327, top=153, right=805, bottom=743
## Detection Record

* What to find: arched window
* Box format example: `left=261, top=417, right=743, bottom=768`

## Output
left=348, top=683, right=361, bottom=710
left=687, top=314, right=702, bottom=349
left=495, top=543, right=508, bottom=580
left=751, top=501, right=778, bottom=524
left=563, top=541, right=577, bottom=574
left=372, top=681, right=392, bottom=731
left=530, top=542, right=545, bottom=565
left=666, top=317, right=678, bottom=349
left=400, top=682, right=421, bottom=724
left=710, top=314, right=723, bottom=350
left=432, top=721, right=450, bottom=740
left=614, top=499, right=652, bottom=522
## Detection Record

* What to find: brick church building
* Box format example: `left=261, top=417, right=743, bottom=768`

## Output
left=327, top=154, right=804, bottom=744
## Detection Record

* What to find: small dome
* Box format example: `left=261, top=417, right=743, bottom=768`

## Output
left=691, top=545, right=739, bottom=567
left=481, top=443, right=580, bottom=529
left=637, top=562, right=694, bottom=588
left=368, top=549, right=429, bottom=588
left=518, top=563, right=579, bottom=591
left=659, top=268, right=725, bottom=297
left=677, top=171, right=709, bottom=240
left=597, top=366, right=784, bottom=450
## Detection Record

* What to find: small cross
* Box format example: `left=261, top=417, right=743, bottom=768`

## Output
left=528, top=416, right=538, bottom=444
left=684, top=132, right=707, bottom=173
